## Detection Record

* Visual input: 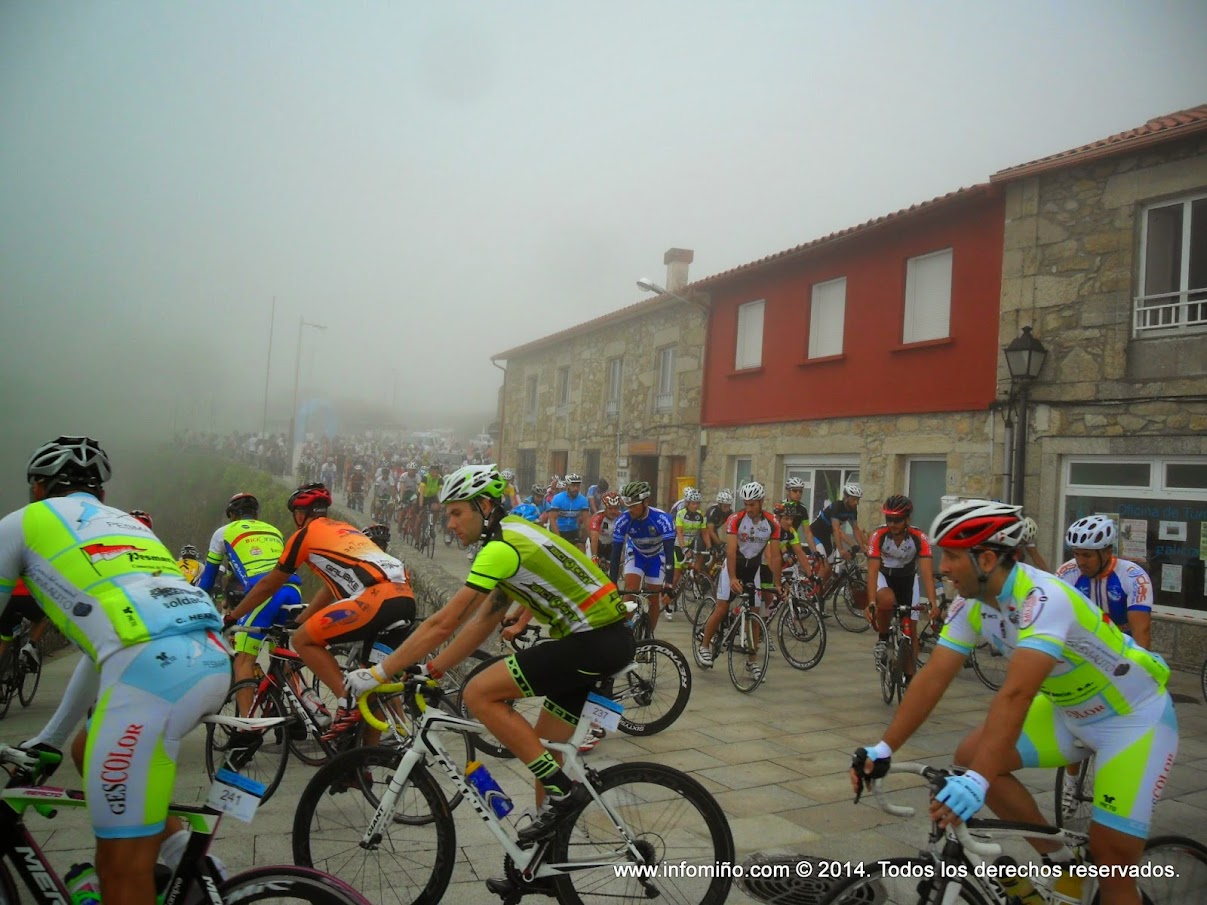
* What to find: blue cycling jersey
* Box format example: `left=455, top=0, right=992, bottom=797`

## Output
left=550, top=491, right=590, bottom=533
left=611, top=507, right=676, bottom=558
left=512, top=502, right=541, bottom=523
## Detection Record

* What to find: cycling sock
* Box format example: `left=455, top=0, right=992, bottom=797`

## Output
left=159, top=830, right=190, bottom=869
left=1043, top=846, right=1075, bottom=865
left=526, top=751, right=573, bottom=799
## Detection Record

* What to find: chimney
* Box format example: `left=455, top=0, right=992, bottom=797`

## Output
left=664, top=248, right=694, bottom=293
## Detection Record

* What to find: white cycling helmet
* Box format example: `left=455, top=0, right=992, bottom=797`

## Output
left=1065, top=515, right=1116, bottom=551
left=739, top=481, right=766, bottom=501
left=565, top=473, right=582, bottom=484
left=684, top=488, right=702, bottom=503
left=842, top=482, right=863, bottom=499
left=500, top=468, right=515, bottom=482
left=438, top=465, right=507, bottom=504
left=785, top=477, right=805, bottom=490
left=1020, top=516, right=1038, bottom=545
left=930, top=499, right=1025, bottom=550
left=715, top=489, right=734, bottom=505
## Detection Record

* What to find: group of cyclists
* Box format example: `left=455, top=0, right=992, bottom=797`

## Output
left=0, top=431, right=1181, bottom=905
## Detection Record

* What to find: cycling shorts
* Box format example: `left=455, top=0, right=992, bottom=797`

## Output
left=85, top=630, right=231, bottom=839
left=0, top=594, right=44, bottom=640
left=302, top=581, right=417, bottom=648
left=496, top=621, right=635, bottom=727
left=1016, top=691, right=1178, bottom=838
left=559, top=528, right=582, bottom=546
left=876, top=572, right=925, bottom=618
left=233, top=578, right=304, bottom=657
left=624, top=555, right=666, bottom=584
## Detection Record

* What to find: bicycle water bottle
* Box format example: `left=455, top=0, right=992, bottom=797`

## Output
left=994, top=857, right=1044, bottom=905
left=300, top=688, right=331, bottom=728
left=1050, top=870, right=1085, bottom=905
left=65, top=862, right=102, bottom=905
left=465, top=760, right=514, bottom=818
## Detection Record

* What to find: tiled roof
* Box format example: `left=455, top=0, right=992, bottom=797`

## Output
left=492, top=292, right=686, bottom=360
left=991, top=103, right=1207, bottom=183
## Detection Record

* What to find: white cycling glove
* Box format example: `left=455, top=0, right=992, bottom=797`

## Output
left=345, top=664, right=389, bottom=700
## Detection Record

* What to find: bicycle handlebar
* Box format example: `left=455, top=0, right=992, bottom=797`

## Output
left=356, top=677, right=445, bottom=731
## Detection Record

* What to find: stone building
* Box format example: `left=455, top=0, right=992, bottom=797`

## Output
left=491, top=249, right=706, bottom=505
left=991, top=103, right=1207, bottom=649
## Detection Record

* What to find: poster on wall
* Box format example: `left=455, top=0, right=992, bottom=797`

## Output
left=1200, top=522, right=1207, bottom=562
left=1161, top=564, right=1183, bottom=593
left=1158, top=520, right=1188, bottom=542
left=1119, top=518, right=1149, bottom=561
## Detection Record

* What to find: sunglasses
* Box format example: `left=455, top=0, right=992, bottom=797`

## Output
left=885, top=516, right=906, bottom=524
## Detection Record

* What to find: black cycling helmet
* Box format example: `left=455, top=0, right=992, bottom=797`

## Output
left=363, top=524, right=391, bottom=550
left=882, top=495, right=913, bottom=518
left=180, top=544, right=199, bottom=559
left=225, top=492, right=260, bottom=519
left=27, top=436, right=112, bottom=492
left=287, top=483, right=332, bottom=514
left=129, top=509, right=154, bottom=529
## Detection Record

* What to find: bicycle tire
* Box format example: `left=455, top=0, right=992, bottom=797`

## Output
left=818, top=856, right=993, bottom=904
left=879, top=633, right=897, bottom=706
left=17, top=645, right=40, bottom=707
left=776, top=598, right=827, bottom=671
left=832, top=579, right=871, bottom=633
left=283, top=661, right=341, bottom=768
left=728, top=611, right=769, bottom=693
left=971, top=642, right=1008, bottom=691
left=204, top=678, right=290, bottom=804
left=691, top=601, right=723, bottom=671
left=688, top=594, right=716, bottom=637
left=1201, top=656, right=1207, bottom=703
left=0, top=653, right=14, bottom=720
left=219, top=864, right=373, bottom=904
left=455, top=653, right=544, bottom=760
left=1054, top=754, right=1097, bottom=833
left=551, top=761, right=735, bottom=905
left=616, top=638, right=692, bottom=736
left=894, top=636, right=912, bottom=703
left=1090, top=834, right=1207, bottom=905
left=292, top=745, right=455, bottom=905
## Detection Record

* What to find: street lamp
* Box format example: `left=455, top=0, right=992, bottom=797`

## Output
left=636, top=278, right=709, bottom=314
left=287, top=316, right=327, bottom=473
left=1002, top=325, right=1048, bottom=506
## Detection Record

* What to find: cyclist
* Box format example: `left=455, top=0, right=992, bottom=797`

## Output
left=175, top=544, right=203, bottom=585
left=199, top=492, right=305, bottom=715
left=499, top=468, right=519, bottom=511
left=418, top=463, right=442, bottom=511
left=548, top=473, right=590, bottom=551
left=1057, top=515, right=1153, bottom=650
left=809, top=481, right=868, bottom=563
left=783, top=477, right=823, bottom=558
left=0, top=436, right=229, bottom=905
left=609, top=480, right=676, bottom=636
left=589, top=491, right=621, bottom=568
left=510, top=491, right=541, bottom=523
left=851, top=499, right=1176, bottom=905
left=698, top=482, right=783, bottom=675
left=1018, top=515, right=1051, bottom=571
left=224, top=483, right=416, bottom=735
left=772, top=502, right=816, bottom=581
left=0, top=577, right=51, bottom=669
left=346, top=464, right=367, bottom=512
left=129, top=509, right=154, bottom=529
left=343, top=465, right=633, bottom=887
left=363, top=523, right=391, bottom=551
left=865, top=494, right=939, bottom=682
left=671, top=487, right=706, bottom=617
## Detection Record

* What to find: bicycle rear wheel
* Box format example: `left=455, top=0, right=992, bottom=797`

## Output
left=1105, top=834, right=1207, bottom=905
left=1054, top=754, right=1097, bottom=832
left=776, top=598, right=826, bottom=670
left=832, top=580, right=871, bottom=633
left=818, top=856, right=992, bottom=904
left=292, top=745, right=455, bottom=905
left=879, top=633, right=899, bottom=705
left=551, top=761, right=735, bottom=905
left=728, top=612, right=769, bottom=693
left=219, top=864, right=373, bottom=903
left=971, top=642, right=1008, bottom=691
left=204, top=678, right=290, bottom=804
left=18, top=651, right=41, bottom=707
left=616, top=638, right=692, bottom=736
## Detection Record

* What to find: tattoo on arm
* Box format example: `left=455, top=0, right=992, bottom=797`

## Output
left=488, top=588, right=511, bottom=615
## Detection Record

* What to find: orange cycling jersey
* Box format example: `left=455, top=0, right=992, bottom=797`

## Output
left=277, top=517, right=408, bottom=599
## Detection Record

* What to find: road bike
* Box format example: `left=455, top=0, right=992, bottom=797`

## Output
left=971, top=639, right=1010, bottom=691
left=0, top=621, right=41, bottom=719
left=772, top=572, right=827, bottom=671
left=1, top=740, right=372, bottom=905
left=819, top=550, right=870, bottom=633
left=415, top=507, right=438, bottom=558
left=291, top=676, right=734, bottom=905
left=692, top=585, right=771, bottom=693
left=820, top=760, right=1207, bottom=904
left=877, top=594, right=920, bottom=706
left=1054, top=741, right=1097, bottom=835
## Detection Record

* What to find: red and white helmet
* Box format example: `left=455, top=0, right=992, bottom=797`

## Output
left=929, top=499, right=1025, bottom=550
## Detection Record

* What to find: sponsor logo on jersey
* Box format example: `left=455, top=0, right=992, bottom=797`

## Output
left=1020, top=588, right=1046, bottom=628
left=82, top=543, right=142, bottom=563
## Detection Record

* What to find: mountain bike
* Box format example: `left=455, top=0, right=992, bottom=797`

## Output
left=1, top=741, right=372, bottom=905
left=821, top=759, right=1207, bottom=904
left=692, top=585, right=771, bottom=692
left=0, top=621, right=41, bottom=719
left=292, top=676, right=733, bottom=905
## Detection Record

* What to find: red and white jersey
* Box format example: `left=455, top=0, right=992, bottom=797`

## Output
left=725, top=511, right=780, bottom=560
left=589, top=511, right=617, bottom=540
left=868, top=526, right=931, bottom=571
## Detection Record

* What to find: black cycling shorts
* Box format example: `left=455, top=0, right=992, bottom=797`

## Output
left=504, top=621, right=635, bottom=726
left=0, top=594, right=44, bottom=639
left=559, top=528, right=581, bottom=546
left=735, top=554, right=772, bottom=589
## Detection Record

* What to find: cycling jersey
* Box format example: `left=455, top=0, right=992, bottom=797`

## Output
left=726, top=510, right=781, bottom=560
left=1055, top=555, right=1152, bottom=633
left=939, top=562, right=1169, bottom=724
left=420, top=473, right=441, bottom=499
left=810, top=499, right=858, bottom=548
left=0, top=494, right=222, bottom=663
left=277, top=517, right=406, bottom=599
left=511, top=501, right=541, bottom=522
left=611, top=507, right=676, bottom=558
left=868, top=526, right=931, bottom=574
left=199, top=518, right=295, bottom=593
left=466, top=516, right=628, bottom=638
left=549, top=490, right=589, bottom=534
left=675, top=508, right=704, bottom=543
left=176, top=557, right=203, bottom=585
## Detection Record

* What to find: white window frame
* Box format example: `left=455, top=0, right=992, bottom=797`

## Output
left=903, top=248, right=953, bottom=344
left=808, top=277, right=846, bottom=359
left=655, top=346, right=675, bottom=412
left=1134, top=192, right=1207, bottom=337
left=734, top=457, right=753, bottom=491
left=606, top=357, right=622, bottom=416
left=735, top=299, right=765, bottom=370
left=1062, top=454, right=1207, bottom=620
left=783, top=456, right=860, bottom=527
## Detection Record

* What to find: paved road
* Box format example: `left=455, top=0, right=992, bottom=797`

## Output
left=6, top=531, right=1206, bottom=903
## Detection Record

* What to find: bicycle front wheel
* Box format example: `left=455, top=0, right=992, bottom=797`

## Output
left=777, top=598, right=826, bottom=670
left=18, top=653, right=41, bottom=707
left=219, top=865, right=373, bottom=904
left=551, top=761, right=734, bottom=905
left=292, top=745, right=455, bottom=905
left=205, top=678, right=290, bottom=804
left=971, top=642, right=1008, bottom=691
left=616, top=638, right=692, bottom=736
left=727, top=612, right=769, bottom=693
left=894, top=636, right=912, bottom=703
left=1108, top=834, right=1207, bottom=905
left=879, top=635, right=897, bottom=706
left=818, top=856, right=992, bottom=904
left=832, top=580, right=871, bottom=633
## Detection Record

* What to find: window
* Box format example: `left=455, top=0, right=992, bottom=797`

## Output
left=583, top=449, right=601, bottom=486
left=735, top=300, right=765, bottom=369
left=783, top=457, right=860, bottom=524
left=524, top=375, right=538, bottom=420
left=517, top=449, right=536, bottom=494
left=1063, top=455, right=1207, bottom=617
left=556, top=366, right=570, bottom=408
left=903, top=249, right=952, bottom=343
left=734, top=457, right=753, bottom=490
left=1135, top=194, right=1207, bottom=336
left=808, top=278, right=846, bottom=358
left=906, top=458, right=947, bottom=550
left=655, top=346, right=675, bottom=412
left=606, top=357, right=622, bottom=416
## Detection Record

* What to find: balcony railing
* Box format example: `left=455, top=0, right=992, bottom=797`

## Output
left=1133, top=290, right=1207, bottom=336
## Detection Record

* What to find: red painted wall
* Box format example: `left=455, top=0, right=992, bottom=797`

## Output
left=701, top=191, right=1005, bottom=426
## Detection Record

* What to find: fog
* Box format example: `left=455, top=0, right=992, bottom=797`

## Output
left=2, top=1, right=1204, bottom=509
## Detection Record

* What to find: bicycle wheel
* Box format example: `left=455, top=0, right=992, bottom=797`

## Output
left=219, top=864, right=372, bottom=904
left=455, top=653, right=543, bottom=759
left=832, top=579, right=871, bottom=633
left=1201, top=656, right=1207, bottom=703
left=776, top=598, right=827, bottom=670
left=727, top=612, right=769, bottom=693
left=204, top=678, right=290, bottom=804
left=971, top=642, right=1008, bottom=691
left=879, top=633, right=898, bottom=706
left=818, top=856, right=992, bottom=904
left=292, top=745, right=455, bottom=905
left=691, top=600, right=722, bottom=670
left=1054, top=754, right=1097, bottom=832
left=17, top=645, right=40, bottom=707
left=616, top=639, right=692, bottom=736
left=687, top=592, right=715, bottom=631
left=1097, top=834, right=1207, bottom=905
left=893, top=636, right=912, bottom=703
left=283, top=663, right=340, bottom=768
left=425, top=523, right=436, bottom=558
left=551, top=761, right=735, bottom=905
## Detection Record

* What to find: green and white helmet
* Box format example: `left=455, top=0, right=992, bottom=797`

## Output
left=620, top=481, right=651, bottom=505
left=439, top=464, right=507, bottom=504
